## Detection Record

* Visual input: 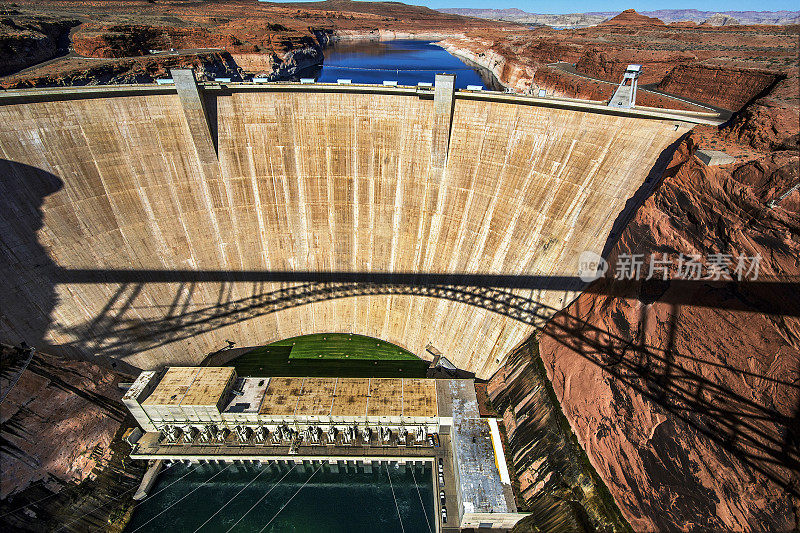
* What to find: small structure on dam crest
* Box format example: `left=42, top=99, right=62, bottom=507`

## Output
left=609, top=64, right=642, bottom=108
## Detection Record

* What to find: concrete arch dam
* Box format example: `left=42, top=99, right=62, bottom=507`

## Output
left=0, top=75, right=713, bottom=377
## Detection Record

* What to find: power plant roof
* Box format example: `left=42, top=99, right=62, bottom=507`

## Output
left=330, top=378, right=371, bottom=417
left=142, top=367, right=200, bottom=406
left=142, top=367, right=235, bottom=407
left=180, top=367, right=236, bottom=406
left=256, top=376, right=438, bottom=418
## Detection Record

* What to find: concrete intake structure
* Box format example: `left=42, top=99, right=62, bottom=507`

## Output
left=0, top=74, right=707, bottom=377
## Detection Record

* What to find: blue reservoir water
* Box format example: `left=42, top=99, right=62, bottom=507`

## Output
left=125, top=462, right=435, bottom=533
left=311, top=39, right=499, bottom=89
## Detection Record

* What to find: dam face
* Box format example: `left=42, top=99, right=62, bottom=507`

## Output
left=0, top=82, right=694, bottom=376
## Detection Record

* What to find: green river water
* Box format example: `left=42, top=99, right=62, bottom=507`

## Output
left=125, top=461, right=435, bottom=533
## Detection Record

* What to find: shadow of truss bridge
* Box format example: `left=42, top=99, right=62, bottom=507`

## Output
left=50, top=269, right=800, bottom=499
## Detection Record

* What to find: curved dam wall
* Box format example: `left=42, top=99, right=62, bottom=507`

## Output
left=0, top=82, right=696, bottom=377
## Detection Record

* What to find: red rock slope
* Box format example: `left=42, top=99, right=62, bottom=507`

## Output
left=0, top=345, right=128, bottom=499
left=658, top=63, right=782, bottom=112
left=535, top=127, right=799, bottom=529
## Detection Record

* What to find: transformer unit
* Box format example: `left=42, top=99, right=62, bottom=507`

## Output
left=235, top=425, right=252, bottom=442
left=398, top=427, right=408, bottom=446
left=182, top=425, right=198, bottom=443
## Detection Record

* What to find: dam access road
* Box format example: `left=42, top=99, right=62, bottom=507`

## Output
left=0, top=72, right=722, bottom=378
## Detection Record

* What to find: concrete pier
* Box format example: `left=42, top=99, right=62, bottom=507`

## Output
left=171, top=68, right=219, bottom=161
left=432, top=73, right=456, bottom=167
left=133, top=459, right=164, bottom=500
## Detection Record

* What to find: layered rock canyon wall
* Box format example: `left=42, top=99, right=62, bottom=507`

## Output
left=436, top=11, right=794, bottom=118
left=535, top=137, right=799, bottom=532
left=0, top=15, right=77, bottom=76
left=657, top=64, right=782, bottom=112
left=2, top=52, right=244, bottom=88
left=0, top=0, right=515, bottom=88
left=489, top=339, right=631, bottom=532
left=0, top=345, right=125, bottom=499
left=0, top=344, right=145, bottom=531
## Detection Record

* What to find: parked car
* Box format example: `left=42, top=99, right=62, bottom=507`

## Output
left=438, top=458, right=444, bottom=473
left=441, top=506, right=447, bottom=523
left=438, top=472, right=445, bottom=486
left=439, top=490, right=446, bottom=505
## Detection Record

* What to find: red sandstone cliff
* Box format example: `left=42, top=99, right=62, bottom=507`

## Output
left=0, top=345, right=146, bottom=531
left=658, top=63, right=781, bottom=111
left=531, top=105, right=800, bottom=530
left=721, top=67, right=800, bottom=151
left=0, top=52, right=244, bottom=88
left=436, top=18, right=795, bottom=116
left=575, top=47, right=697, bottom=85
left=0, top=14, right=78, bottom=76
left=437, top=37, right=703, bottom=111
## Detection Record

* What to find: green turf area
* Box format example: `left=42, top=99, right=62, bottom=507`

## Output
left=278, top=333, right=418, bottom=361
left=227, top=334, right=429, bottom=378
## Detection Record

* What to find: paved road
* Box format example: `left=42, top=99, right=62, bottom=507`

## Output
left=2, top=47, right=226, bottom=81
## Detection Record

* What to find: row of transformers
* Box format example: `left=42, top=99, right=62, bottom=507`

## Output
left=158, top=423, right=432, bottom=446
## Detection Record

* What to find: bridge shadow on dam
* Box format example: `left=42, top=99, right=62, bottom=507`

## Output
left=50, top=274, right=800, bottom=496
left=2, top=159, right=799, bottom=501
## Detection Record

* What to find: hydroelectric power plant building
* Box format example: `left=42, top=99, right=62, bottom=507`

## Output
left=124, top=366, right=525, bottom=530
left=125, top=367, right=442, bottom=433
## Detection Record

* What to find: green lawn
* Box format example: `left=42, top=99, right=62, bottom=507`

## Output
left=227, top=333, right=429, bottom=378
left=279, top=333, right=418, bottom=361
